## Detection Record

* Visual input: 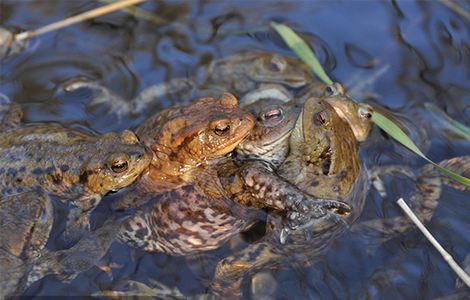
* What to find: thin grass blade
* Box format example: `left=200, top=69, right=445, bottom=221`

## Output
left=372, top=111, right=470, bottom=187
left=270, top=22, right=470, bottom=188
left=270, top=22, right=333, bottom=85
left=425, top=103, right=470, bottom=140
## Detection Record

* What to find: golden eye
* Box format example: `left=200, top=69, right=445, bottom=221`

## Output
left=213, top=123, right=230, bottom=136
left=324, top=83, right=344, bottom=97
left=111, top=160, right=128, bottom=173
left=107, top=153, right=130, bottom=173
left=325, top=85, right=338, bottom=97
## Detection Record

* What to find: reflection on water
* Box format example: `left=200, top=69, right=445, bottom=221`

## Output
left=1, top=0, right=469, bottom=298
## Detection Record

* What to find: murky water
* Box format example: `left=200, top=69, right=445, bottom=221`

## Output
left=1, top=0, right=469, bottom=298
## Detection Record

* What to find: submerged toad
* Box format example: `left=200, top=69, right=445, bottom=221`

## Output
left=62, top=52, right=313, bottom=117
left=0, top=101, right=152, bottom=239
left=0, top=190, right=53, bottom=260
left=352, top=156, right=470, bottom=243
left=0, top=190, right=53, bottom=297
left=200, top=51, right=312, bottom=95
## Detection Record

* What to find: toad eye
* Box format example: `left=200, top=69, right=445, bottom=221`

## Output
left=314, top=110, right=330, bottom=126
left=262, top=108, right=284, bottom=122
left=107, top=154, right=130, bottom=173
left=111, top=160, right=128, bottom=173
left=213, top=123, right=231, bottom=136
left=358, top=105, right=373, bottom=120
left=268, top=55, right=286, bottom=72
left=324, top=83, right=344, bottom=97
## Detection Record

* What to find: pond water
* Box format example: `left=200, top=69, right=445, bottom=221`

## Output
left=1, top=0, right=469, bottom=298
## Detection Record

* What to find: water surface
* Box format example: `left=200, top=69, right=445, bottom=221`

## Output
left=1, top=0, right=469, bottom=298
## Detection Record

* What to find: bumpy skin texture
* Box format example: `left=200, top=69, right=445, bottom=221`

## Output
left=0, top=249, right=25, bottom=298
left=119, top=185, right=260, bottom=256
left=218, top=92, right=361, bottom=231
left=236, top=98, right=302, bottom=166
left=117, top=93, right=259, bottom=255
left=118, top=87, right=360, bottom=256
left=136, top=92, right=255, bottom=192
left=222, top=81, right=372, bottom=225
left=296, top=82, right=373, bottom=143
left=0, top=191, right=53, bottom=260
left=0, top=125, right=151, bottom=200
left=0, top=101, right=152, bottom=239
left=202, top=52, right=312, bottom=96
left=211, top=96, right=368, bottom=293
left=0, top=190, right=52, bottom=297
left=280, top=97, right=361, bottom=198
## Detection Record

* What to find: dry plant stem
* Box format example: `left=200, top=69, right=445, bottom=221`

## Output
left=14, top=0, right=147, bottom=42
left=439, top=0, right=470, bottom=23
left=100, top=0, right=167, bottom=25
left=396, top=198, right=470, bottom=288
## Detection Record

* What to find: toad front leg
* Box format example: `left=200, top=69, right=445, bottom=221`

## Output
left=227, top=161, right=351, bottom=231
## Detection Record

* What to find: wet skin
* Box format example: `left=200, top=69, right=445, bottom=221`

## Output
left=0, top=204, right=126, bottom=297
left=116, top=93, right=259, bottom=255
left=136, top=92, right=255, bottom=192
left=117, top=83, right=370, bottom=256
left=0, top=102, right=152, bottom=239
left=0, top=191, right=52, bottom=297
left=351, top=156, right=470, bottom=242
left=113, top=92, right=255, bottom=209
left=119, top=185, right=261, bottom=255
left=117, top=88, right=355, bottom=255
left=231, top=82, right=373, bottom=208
left=0, top=191, right=52, bottom=260
left=211, top=101, right=469, bottom=297
left=296, top=82, right=374, bottom=142
left=215, top=81, right=372, bottom=230
left=216, top=94, right=354, bottom=231
left=0, top=100, right=150, bottom=295
left=201, top=51, right=312, bottom=96
left=109, top=57, right=371, bottom=257
left=211, top=96, right=369, bottom=293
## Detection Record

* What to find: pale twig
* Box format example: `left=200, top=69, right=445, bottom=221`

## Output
left=15, top=0, right=147, bottom=42
left=396, top=198, right=470, bottom=288
left=439, top=0, right=470, bottom=23
left=99, top=0, right=166, bottom=25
